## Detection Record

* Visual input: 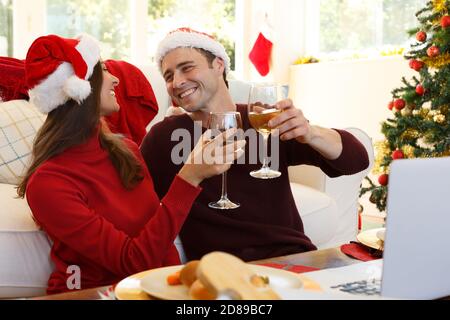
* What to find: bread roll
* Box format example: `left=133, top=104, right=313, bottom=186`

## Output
left=179, top=260, right=200, bottom=287
left=189, top=279, right=217, bottom=300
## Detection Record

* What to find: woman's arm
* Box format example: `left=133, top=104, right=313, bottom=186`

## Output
left=26, top=172, right=201, bottom=278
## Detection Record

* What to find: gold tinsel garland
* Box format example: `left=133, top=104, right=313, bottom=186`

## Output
left=373, top=141, right=391, bottom=174
left=380, top=48, right=404, bottom=57
left=422, top=53, right=450, bottom=69
left=401, top=129, right=420, bottom=140
left=432, top=0, right=447, bottom=13
left=401, top=145, right=416, bottom=159
left=293, top=57, right=319, bottom=65
left=434, top=114, right=446, bottom=123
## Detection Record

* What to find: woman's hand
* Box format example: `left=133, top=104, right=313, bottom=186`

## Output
left=178, top=129, right=246, bottom=187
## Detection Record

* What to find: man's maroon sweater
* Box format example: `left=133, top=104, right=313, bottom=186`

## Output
left=140, top=105, right=369, bottom=261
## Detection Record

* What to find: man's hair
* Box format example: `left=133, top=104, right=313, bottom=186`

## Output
left=195, top=48, right=229, bottom=88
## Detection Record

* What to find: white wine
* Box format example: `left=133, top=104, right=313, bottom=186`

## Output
left=248, top=109, right=281, bottom=134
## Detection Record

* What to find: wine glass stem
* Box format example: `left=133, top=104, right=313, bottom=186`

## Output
left=220, top=172, right=228, bottom=200
left=261, top=133, right=270, bottom=171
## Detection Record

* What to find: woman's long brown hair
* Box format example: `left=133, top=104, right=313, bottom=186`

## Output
left=17, top=62, right=143, bottom=198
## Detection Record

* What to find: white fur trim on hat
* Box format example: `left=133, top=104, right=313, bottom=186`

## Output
left=156, top=29, right=230, bottom=74
left=64, top=75, right=92, bottom=103
left=75, top=33, right=101, bottom=80
left=28, top=33, right=101, bottom=114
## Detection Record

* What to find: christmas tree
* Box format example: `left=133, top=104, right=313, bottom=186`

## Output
left=360, top=0, right=450, bottom=212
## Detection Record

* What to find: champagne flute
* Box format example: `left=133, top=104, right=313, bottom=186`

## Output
left=247, top=83, right=283, bottom=179
left=208, top=111, right=243, bottom=210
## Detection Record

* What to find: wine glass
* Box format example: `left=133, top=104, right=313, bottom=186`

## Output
left=208, top=111, right=243, bottom=210
left=247, top=83, right=283, bottom=179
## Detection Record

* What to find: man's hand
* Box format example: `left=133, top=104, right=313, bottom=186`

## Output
left=267, top=99, right=343, bottom=160
left=267, top=99, right=313, bottom=144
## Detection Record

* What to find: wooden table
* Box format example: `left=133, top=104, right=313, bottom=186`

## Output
left=30, top=247, right=360, bottom=300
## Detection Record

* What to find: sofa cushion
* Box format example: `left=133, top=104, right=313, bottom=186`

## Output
left=0, top=100, right=45, bottom=185
left=0, top=183, right=53, bottom=298
left=290, top=182, right=333, bottom=216
left=290, top=182, right=339, bottom=248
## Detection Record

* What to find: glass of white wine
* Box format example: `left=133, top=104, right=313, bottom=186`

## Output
left=247, top=83, right=283, bottom=179
left=207, top=111, right=243, bottom=210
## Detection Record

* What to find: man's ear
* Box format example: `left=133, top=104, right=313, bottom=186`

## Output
left=212, top=57, right=225, bottom=75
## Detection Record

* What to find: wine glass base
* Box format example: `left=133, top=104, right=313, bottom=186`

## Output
left=208, top=198, right=240, bottom=210
left=250, top=169, right=282, bottom=179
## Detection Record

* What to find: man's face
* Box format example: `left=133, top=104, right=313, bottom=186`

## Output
left=161, top=47, right=224, bottom=113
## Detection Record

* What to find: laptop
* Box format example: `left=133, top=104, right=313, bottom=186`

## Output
left=295, top=157, right=450, bottom=300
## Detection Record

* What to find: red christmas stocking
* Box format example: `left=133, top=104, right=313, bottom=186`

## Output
left=249, top=32, right=273, bottom=76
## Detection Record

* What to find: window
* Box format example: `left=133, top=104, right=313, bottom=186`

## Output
left=318, top=0, right=427, bottom=56
left=147, top=0, right=236, bottom=70
left=46, top=0, right=131, bottom=60
left=0, top=0, right=13, bottom=56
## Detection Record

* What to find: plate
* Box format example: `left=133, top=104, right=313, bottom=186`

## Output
left=127, top=264, right=303, bottom=300
left=357, top=228, right=385, bottom=250
left=376, top=229, right=385, bottom=241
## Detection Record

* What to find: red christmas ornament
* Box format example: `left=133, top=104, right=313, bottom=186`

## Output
left=441, top=15, right=450, bottom=28
left=416, top=84, right=425, bottom=96
left=392, top=149, right=405, bottom=160
left=409, top=59, right=424, bottom=71
left=416, top=31, right=427, bottom=42
left=427, top=45, right=440, bottom=58
left=388, top=101, right=394, bottom=110
left=378, top=174, right=389, bottom=186
left=394, top=99, right=406, bottom=110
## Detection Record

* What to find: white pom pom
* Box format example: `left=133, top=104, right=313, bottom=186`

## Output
left=63, top=76, right=92, bottom=103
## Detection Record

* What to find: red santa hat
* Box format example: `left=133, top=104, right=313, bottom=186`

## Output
left=156, top=27, right=230, bottom=74
left=25, top=33, right=101, bottom=114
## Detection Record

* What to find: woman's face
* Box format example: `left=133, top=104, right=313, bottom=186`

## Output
left=99, top=63, right=120, bottom=116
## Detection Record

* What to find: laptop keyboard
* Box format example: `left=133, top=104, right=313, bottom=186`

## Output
left=330, top=279, right=382, bottom=296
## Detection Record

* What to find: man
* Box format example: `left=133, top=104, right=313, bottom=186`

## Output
left=140, top=28, right=369, bottom=262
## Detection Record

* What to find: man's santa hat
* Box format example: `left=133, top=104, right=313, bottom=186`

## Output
left=25, top=33, right=101, bottom=114
left=155, top=27, right=230, bottom=74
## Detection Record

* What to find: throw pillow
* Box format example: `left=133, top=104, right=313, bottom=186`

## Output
left=0, top=100, right=45, bottom=185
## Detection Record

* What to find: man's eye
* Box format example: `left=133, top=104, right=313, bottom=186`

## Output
left=183, top=66, right=194, bottom=72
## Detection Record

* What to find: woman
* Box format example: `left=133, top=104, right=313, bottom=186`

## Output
left=17, top=34, right=244, bottom=294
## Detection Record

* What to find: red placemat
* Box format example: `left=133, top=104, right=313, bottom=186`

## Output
left=256, top=262, right=320, bottom=274
left=341, top=242, right=382, bottom=262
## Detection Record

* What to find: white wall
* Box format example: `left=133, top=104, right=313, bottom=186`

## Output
left=288, top=56, right=416, bottom=141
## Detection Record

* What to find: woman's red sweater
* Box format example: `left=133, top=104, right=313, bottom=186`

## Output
left=26, top=131, right=201, bottom=294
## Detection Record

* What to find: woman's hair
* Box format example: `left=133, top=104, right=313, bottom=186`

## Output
left=17, top=62, right=143, bottom=198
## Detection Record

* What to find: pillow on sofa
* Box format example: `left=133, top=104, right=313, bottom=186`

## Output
left=0, top=183, right=53, bottom=298
left=0, top=100, right=45, bottom=185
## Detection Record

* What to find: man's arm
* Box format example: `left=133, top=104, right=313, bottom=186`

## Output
left=268, top=99, right=369, bottom=176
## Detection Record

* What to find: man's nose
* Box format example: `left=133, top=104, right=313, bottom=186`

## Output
left=173, top=72, right=186, bottom=88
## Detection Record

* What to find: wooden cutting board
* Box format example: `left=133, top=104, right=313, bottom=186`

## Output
left=197, top=251, right=281, bottom=300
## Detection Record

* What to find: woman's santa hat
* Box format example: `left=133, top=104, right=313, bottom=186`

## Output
left=25, top=33, right=101, bottom=114
left=156, top=27, right=230, bottom=74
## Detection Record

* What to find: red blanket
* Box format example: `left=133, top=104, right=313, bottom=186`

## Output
left=104, top=60, right=159, bottom=145
left=0, top=57, right=29, bottom=101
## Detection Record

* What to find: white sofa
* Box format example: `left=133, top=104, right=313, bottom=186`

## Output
left=0, top=64, right=373, bottom=298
